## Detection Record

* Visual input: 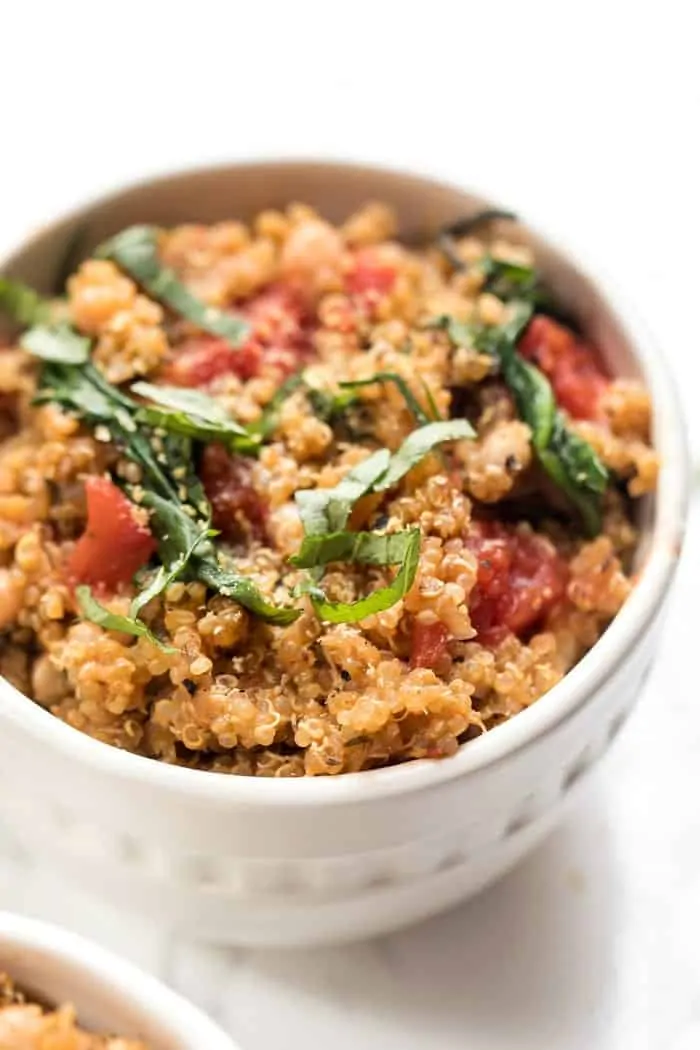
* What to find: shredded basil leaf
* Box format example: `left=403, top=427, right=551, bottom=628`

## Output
left=306, top=385, right=359, bottom=423
left=438, top=209, right=517, bottom=271
left=374, top=420, right=474, bottom=491
left=540, top=416, right=609, bottom=535
left=249, top=372, right=308, bottom=439
left=300, top=528, right=422, bottom=624
left=75, top=585, right=175, bottom=652
left=21, top=324, right=90, bottom=364
left=132, top=382, right=259, bottom=453
left=36, top=362, right=179, bottom=502
left=441, top=209, right=518, bottom=241
left=296, top=449, right=391, bottom=536
left=441, top=300, right=609, bottom=534
left=133, top=494, right=212, bottom=617
left=98, top=225, right=250, bottom=348
left=420, top=379, right=442, bottom=421
left=295, top=420, right=473, bottom=538
left=0, top=278, right=51, bottom=327
left=479, top=256, right=551, bottom=309
left=291, top=529, right=414, bottom=569
left=23, top=331, right=299, bottom=624
left=196, top=560, right=300, bottom=626
left=339, top=373, right=432, bottom=425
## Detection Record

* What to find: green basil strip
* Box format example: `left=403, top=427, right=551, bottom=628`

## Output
left=539, top=415, right=609, bottom=535
left=76, top=585, right=176, bottom=652
left=98, top=225, right=250, bottom=348
left=437, top=209, right=517, bottom=271
left=24, top=326, right=299, bottom=624
left=479, top=256, right=544, bottom=305
left=295, top=420, right=473, bottom=538
left=420, top=379, right=442, bottom=421
left=132, top=382, right=259, bottom=453
left=249, top=372, right=308, bottom=439
left=132, top=495, right=212, bottom=617
left=36, top=362, right=179, bottom=503
left=441, top=300, right=608, bottom=534
left=142, top=490, right=299, bottom=626
left=290, top=529, right=414, bottom=569
left=302, top=528, right=422, bottom=624
left=374, top=419, right=474, bottom=491
left=196, top=560, right=300, bottom=626
left=0, top=278, right=51, bottom=327
left=339, top=373, right=432, bottom=425
left=21, top=324, right=90, bottom=364
left=306, top=385, right=359, bottom=423
left=296, top=449, right=391, bottom=536
left=441, top=209, right=518, bottom=241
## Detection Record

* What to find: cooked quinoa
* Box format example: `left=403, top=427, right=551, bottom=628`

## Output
left=0, top=202, right=658, bottom=776
left=0, top=973, right=146, bottom=1048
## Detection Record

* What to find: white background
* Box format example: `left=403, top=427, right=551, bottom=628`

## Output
left=1, top=4, right=699, bottom=1048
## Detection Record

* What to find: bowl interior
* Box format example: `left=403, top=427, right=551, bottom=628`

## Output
left=0, top=159, right=688, bottom=797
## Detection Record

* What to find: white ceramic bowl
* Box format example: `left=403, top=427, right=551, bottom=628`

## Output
left=0, top=161, right=689, bottom=946
left=0, top=911, right=235, bottom=1047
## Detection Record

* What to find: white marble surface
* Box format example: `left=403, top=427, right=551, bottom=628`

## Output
left=1, top=5, right=700, bottom=1047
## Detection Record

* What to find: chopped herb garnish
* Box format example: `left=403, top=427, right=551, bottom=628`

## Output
left=293, top=528, right=421, bottom=624
left=21, top=324, right=90, bottom=364
left=339, top=372, right=432, bottom=425
left=373, top=419, right=474, bottom=491
left=98, top=225, right=251, bottom=348
left=437, top=209, right=517, bottom=271
left=291, top=528, right=415, bottom=570
left=249, top=372, right=308, bottom=439
left=132, top=382, right=259, bottom=453
left=132, top=494, right=211, bottom=617
left=296, top=449, right=391, bottom=536
left=479, top=256, right=546, bottom=306
left=291, top=418, right=473, bottom=623
left=441, top=300, right=609, bottom=534
left=306, top=385, right=359, bottom=423
left=23, top=329, right=299, bottom=626
left=295, top=419, right=473, bottom=539
left=0, top=278, right=51, bottom=327
left=441, top=209, right=518, bottom=240
left=76, top=584, right=176, bottom=652
left=196, top=560, right=300, bottom=626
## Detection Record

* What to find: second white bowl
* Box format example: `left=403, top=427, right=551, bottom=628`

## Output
left=0, top=911, right=235, bottom=1048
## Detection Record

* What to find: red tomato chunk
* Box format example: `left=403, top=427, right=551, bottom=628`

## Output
left=164, top=284, right=311, bottom=388
left=67, top=477, right=156, bottom=592
left=165, top=336, right=262, bottom=386
left=201, top=445, right=268, bottom=542
left=519, top=315, right=608, bottom=420
left=466, top=521, right=568, bottom=646
left=410, top=619, right=450, bottom=670
left=345, top=253, right=397, bottom=297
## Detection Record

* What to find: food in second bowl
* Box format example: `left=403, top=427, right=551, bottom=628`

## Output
left=0, top=972, right=147, bottom=1048
left=0, top=202, right=658, bottom=775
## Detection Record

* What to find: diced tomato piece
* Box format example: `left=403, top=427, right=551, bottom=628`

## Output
left=519, top=315, right=608, bottom=420
left=345, top=253, right=397, bottom=297
left=164, top=336, right=262, bottom=386
left=67, top=477, right=156, bottom=592
left=201, top=445, right=268, bottom=542
left=165, top=284, right=312, bottom=388
left=466, top=521, right=568, bottom=645
left=410, top=620, right=450, bottom=670
left=243, top=283, right=309, bottom=341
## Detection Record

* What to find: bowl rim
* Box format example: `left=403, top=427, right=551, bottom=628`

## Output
left=0, top=157, right=690, bottom=806
left=0, top=910, right=236, bottom=1047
